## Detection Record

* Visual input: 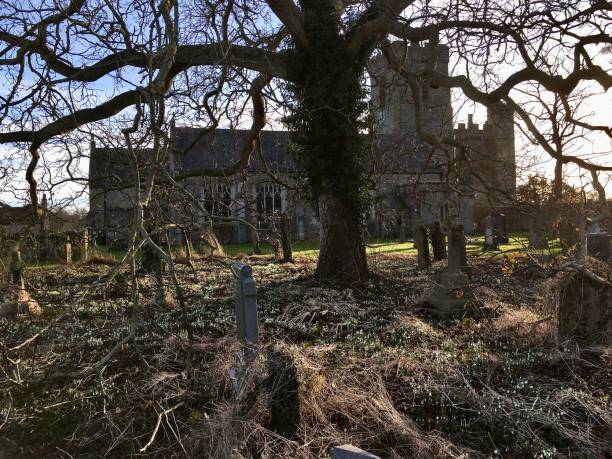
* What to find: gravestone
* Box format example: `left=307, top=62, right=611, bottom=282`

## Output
left=82, top=229, right=89, bottom=261
left=430, top=220, right=472, bottom=315
left=430, top=221, right=446, bottom=261
left=558, top=271, right=612, bottom=345
left=483, top=215, right=498, bottom=251
left=232, top=261, right=258, bottom=361
left=496, top=213, right=508, bottom=244
left=10, top=245, right=24, bottom=288
left=587, top=232, right=611, bottom=260
left=64, top=235, right=72, bottom=265
left=280, top=213, right=293, bottom=263
left=414, top=224, right=431, bottom=269
left=528, top=218, right=548, bottom=249
left=271, top=239, right=281, bottom=260
left=0, top=245, right=42, bottom=318
left=331, top=445, right=380, bottom=459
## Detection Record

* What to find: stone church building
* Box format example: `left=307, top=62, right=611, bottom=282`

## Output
left=89, top=43, right=516, bottom=246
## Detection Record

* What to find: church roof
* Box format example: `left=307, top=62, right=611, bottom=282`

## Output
left=173, top=128, right=295, bottom=174
left=173, top=127, right=444, bottom=176
left=89, top=128, right=445, bottom=185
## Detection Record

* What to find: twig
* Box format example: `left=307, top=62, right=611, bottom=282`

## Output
left=139, top=401, right=184, bottom=453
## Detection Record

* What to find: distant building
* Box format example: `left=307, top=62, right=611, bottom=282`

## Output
left=89, top=43, right=516, bottom=246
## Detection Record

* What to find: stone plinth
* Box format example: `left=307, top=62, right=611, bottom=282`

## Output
left=430, top=270, right=471, bottom=316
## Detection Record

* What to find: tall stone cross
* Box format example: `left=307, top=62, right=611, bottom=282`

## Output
left=232, top=261, right=259, bottom=361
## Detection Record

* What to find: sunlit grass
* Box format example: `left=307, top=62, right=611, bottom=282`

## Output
left=25, top=232, right=564, bottom=267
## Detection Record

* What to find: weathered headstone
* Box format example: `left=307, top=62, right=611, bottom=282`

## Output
left=280, top=213, right=293, bottom=263
left=483, top=215, right=498, bottom=251
left=528, top=219, right=548, bottom=249
left=331, top=445, right=381, bottom=459
left=414, top=224, right=431, bottom=269
left=0, top=244, right=42, bottom=318
left=587, top=232, right=611, bottom=260
left=558, top=271, right=612, bottom=345
left=430, top=221, right=446, bottom=261
left=64, top=235, right=72, bottom=265
left=232, top=261, right=258, bottom=361
left=271, top=239, right=281, bottom=260
left=82, top=228, right=89, bottom=261
left=10, top=245, right=24, bottom=288
left=495, top=213, right=508, bottom=244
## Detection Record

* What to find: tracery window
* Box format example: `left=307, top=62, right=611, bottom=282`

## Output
left=203, top=182, right=232, bottom=217
left=256, top=183, right=282, bottom=215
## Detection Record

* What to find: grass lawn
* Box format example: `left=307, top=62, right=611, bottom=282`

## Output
left=26, top=232, right=563, bottom=267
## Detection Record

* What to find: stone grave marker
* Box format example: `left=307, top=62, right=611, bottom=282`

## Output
left=82, top=228, right=89, bottom=261
left=232, top=261, right=258, bottom=361
left=229, top=261, right=259, bottom=397
left=430, top=221, right=472, bottom=315
left=558, top=271, right=612, bottom=345
left=430, top=221, right=446, bottom=261
left=496, top=213, right=508, bottom=244
left=64, top=235, right=72, bottom=265
left=483, top=215, right=498, bottom=251
left=528, top=218, right=548, bottom=249
left=587, top=232, right=611, bottom=260
left=414, top=224, right=431, bottom=269
left=10, top=245, right=24, bottom=288
left=331, top=445, right=380, bottom=459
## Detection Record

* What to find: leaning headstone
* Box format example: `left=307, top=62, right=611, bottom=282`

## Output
left=331, top=445, right=380, bottom=459
left=558, top=271, right=612, bottom=345
left=232, top=261, right=258, bottom=361
left=430, top=221, right=446, bottom=261
left=495, top=213, right=508, bottom=244
left=414, top=224, right=431, bottom=269
left=64, top=235, right=72, bottom=265
left=483, top=215, right=498, bottom=251
left=587, top=232, right=611, bottom=260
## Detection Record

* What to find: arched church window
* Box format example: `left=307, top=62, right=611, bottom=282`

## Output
left=203, top=182, right=232, bottom=217
left=256, top=183, right=283, bottom=215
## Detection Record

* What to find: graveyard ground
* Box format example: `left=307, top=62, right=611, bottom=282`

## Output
left=0, top=246, right=610, bottom=458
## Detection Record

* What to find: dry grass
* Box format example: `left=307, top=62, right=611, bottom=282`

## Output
left=0, top=254, right=610, bottom=458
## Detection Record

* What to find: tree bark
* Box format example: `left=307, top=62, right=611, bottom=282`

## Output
left=316, top=190, right=368, bottom=283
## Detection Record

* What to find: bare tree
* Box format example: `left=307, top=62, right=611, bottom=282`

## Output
left=0, top=0, right=610, bottom=283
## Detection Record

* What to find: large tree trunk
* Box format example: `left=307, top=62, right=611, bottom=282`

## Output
left=316, top=190, right=368, bottom=283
